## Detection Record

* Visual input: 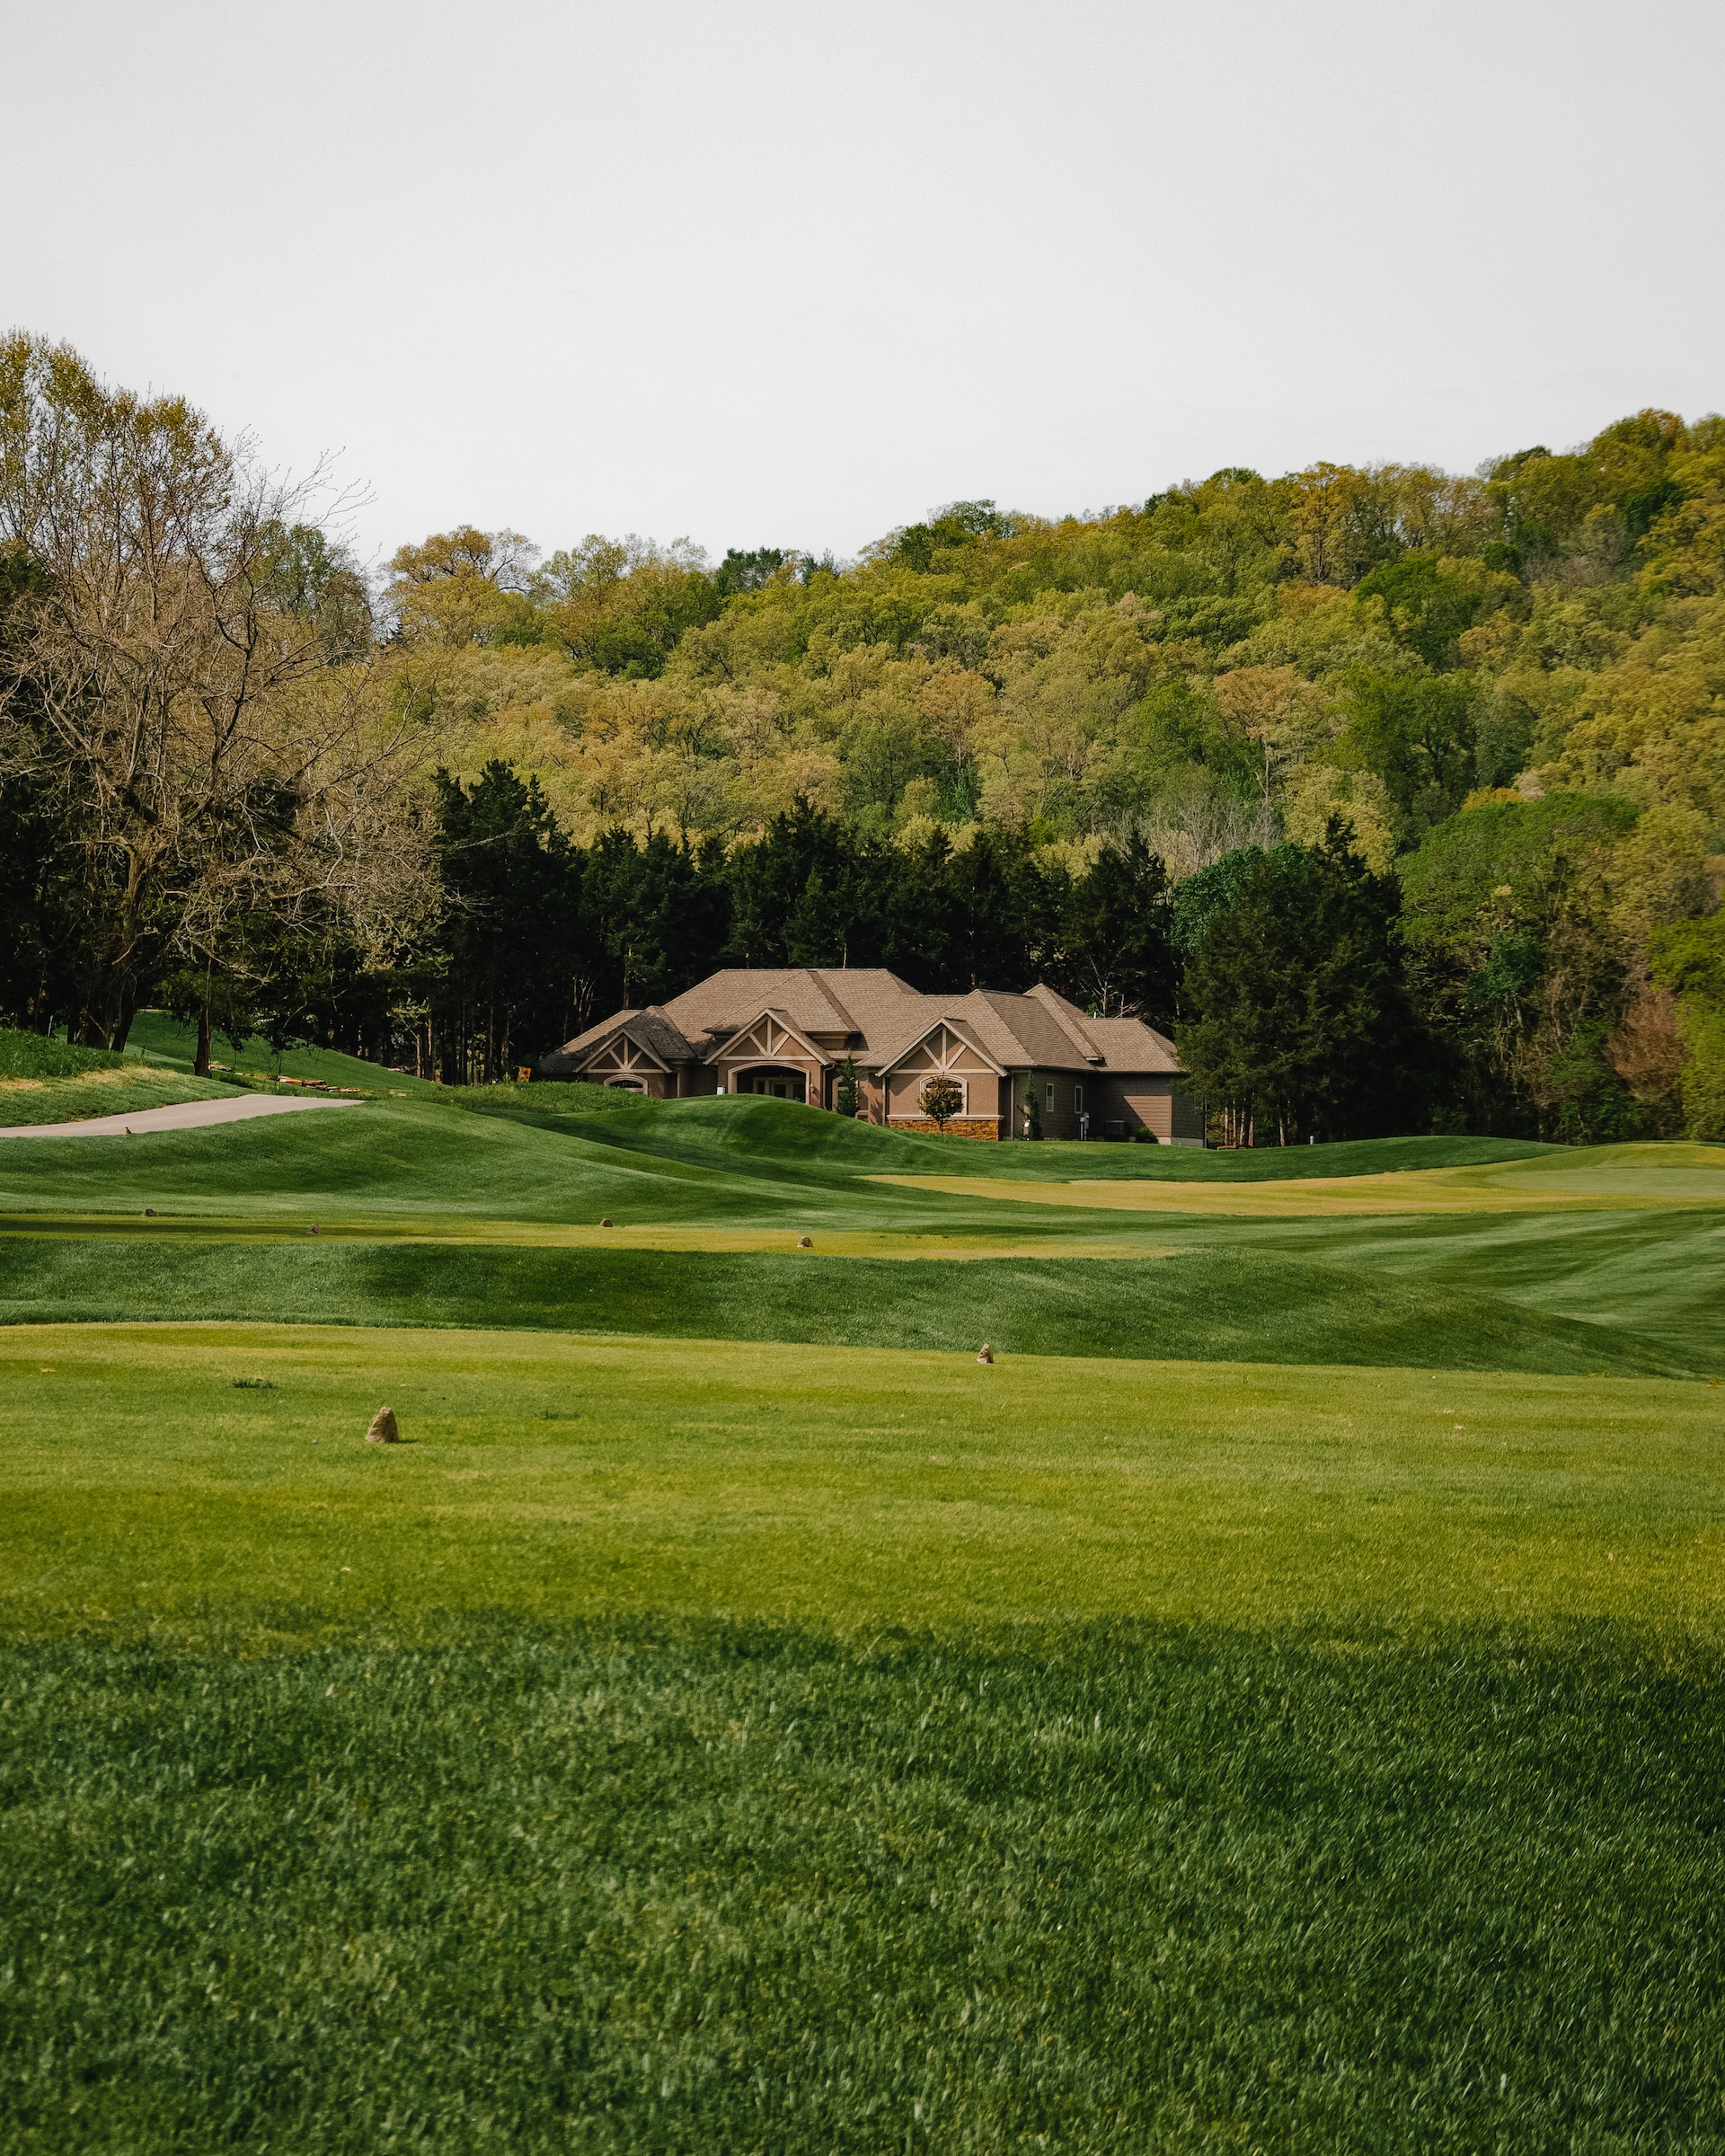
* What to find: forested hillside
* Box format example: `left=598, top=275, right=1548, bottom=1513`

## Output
left=3, top=332, right=1722, bottom=1141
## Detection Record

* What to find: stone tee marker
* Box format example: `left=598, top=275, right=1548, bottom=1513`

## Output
left=364, top=1406, right=400, bottom=1445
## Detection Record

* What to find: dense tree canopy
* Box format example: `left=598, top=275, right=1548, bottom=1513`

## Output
left=1177, top=834, right=1423, bottom=1145
left=3, top=335, right=1721, bottom=1136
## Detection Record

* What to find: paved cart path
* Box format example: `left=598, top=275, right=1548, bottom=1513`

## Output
left=0, top=1094, right=366, bottom=1139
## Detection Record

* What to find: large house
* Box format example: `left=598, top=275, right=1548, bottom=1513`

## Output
left=540, top=968, right=1203, bottom=1143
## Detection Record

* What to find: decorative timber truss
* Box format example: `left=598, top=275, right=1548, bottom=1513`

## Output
left=707, top=1010, right=831, bottom=1074
left=886, top=1020, right=1004, bottom=1083
left=577, top=1025, right=669, bottom=1091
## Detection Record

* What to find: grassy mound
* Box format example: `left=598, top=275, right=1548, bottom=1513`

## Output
left=565, top=1095, right=1564, bottom=1182
left=447, top=1077, right=663, bottom=1118
left=121, top=1010, right=441, bottom=1096
left=0, top=1099, right=826, bottom=1225
left=121, top=1012, right=657, bottom=1112
left=0, top=1023, right=241, bottom=1127
left=0, top=1234, right=1694, bottom=1375
left=993, top=1131, right=1566, bottom=1180
left=0, top=1026, right=126, bottom=1080
left=0, top=1100, right=1717, bottom=1372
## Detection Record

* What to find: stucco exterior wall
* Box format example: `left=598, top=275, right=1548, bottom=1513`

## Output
left=884, top=1053, right=1000, bottom=1123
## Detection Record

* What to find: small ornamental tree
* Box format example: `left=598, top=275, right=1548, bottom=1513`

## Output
left=1022, top=1077, right=1042, bottom=1139
left=921, top=1074, right=964, bottom=1131
left=835, top=1054, right=861, bottom=1117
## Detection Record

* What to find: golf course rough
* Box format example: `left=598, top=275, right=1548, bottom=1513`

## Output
left=3, top=1075, right=1724, bottom=2151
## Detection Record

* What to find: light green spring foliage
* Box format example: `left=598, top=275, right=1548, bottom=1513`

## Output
left=383, top=417, right=1725, bottom=1142
left=1650, top=911, right=1725, bottom=1138
left=400, top=418, right=1725, bottom=874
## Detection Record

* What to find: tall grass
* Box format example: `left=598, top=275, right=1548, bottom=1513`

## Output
left=0, top=1025, right=237, bottom=1127
left=4, top=1617, right=1722, bottom=2152
left=0, top=1026, right=123, bottom=1081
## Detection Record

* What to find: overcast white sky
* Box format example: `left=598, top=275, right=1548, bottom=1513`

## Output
left=8, top=0, right=1722, bottom=571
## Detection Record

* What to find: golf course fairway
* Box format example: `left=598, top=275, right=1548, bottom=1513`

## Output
left=7, top=1322, right=1723, bottom=1634
left=4, top=1093, right=1725, bottom=2150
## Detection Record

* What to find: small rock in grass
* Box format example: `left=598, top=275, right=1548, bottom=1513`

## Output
left=798, top=1234, right=813, bottom=1248
left=308, top=1224, right=321, bottom=1236
left=977, top=1343, right=995, bottom=1365
left=144, top=1207, right=155, bottom=1217
left=599, top=1216, right=613, bottom=1228
left=365, top=1406, right=400, bottom=1445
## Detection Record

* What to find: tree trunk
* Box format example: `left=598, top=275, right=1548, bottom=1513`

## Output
left=194, top=1011, right=211, bottom=1077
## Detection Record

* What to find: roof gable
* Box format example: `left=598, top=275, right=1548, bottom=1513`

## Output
left=878, top=1014, right=1008, bottom=1078
left=541, top=970, right=1183, bottom=1079
left=706, top=1006, right=835, bottom=1068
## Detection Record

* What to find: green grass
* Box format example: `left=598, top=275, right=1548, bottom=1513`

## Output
left=9, top=1619, right=1725, bottom=2154
left=119, top=1009, right=441, bottom=1095
left=0, top=1026, right=127, bottom=1081
left=0, top=1096, right=1698, bottom=1234
left=5, top=1325, right=1721, bottom=1634
left=575, top=1099, right=1566, bottom=1182
left=450, top=1077, right=688, bottom=1118
left=118, top=1013, right=650, bottom=1115
left=4, top=1100, right=1724, bottom=2145
left=0, top=1233, right=1703, bottom=1374
left=0, top=1021, right=254, bottom=1126
left=4, top=1323, right=1725, bottom=2149
left=0, top=1067, right=240, bottom=1130
left=2, top=1099, right=1721, bottom=1374
left=1272, top=1205, right=1725, bottom=1368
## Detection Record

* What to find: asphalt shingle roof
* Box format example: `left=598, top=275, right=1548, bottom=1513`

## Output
left=547, top=968, right=1181, bottom=1075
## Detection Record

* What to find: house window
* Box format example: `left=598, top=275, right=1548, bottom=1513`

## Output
left=1044, top=1082, right=1054, bottom=1109
left=1075, top=1084, right=1084, bottom=1114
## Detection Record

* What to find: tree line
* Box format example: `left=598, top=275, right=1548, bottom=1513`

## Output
left=2, top=331, right=1721, bottom=1140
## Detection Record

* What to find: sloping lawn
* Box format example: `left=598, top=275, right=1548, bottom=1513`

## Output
left=4, top=1323, right=1725, bottom=2152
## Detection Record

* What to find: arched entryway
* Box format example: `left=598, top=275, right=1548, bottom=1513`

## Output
left=732, top=1065, right=808, bottom=1102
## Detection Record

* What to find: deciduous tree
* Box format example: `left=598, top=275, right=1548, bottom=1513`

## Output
left=0, top=335, right=426, bottom=1048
